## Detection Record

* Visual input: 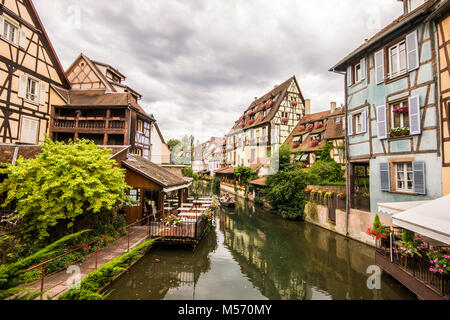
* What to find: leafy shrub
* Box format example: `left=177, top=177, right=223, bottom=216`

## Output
left=58, top=238, right=157, bottom=300
left=309, top=160, right=344, bottom=183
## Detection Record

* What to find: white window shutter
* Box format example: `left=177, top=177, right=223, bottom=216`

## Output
left=413, top=161, right=426, bottom=195
left=20, top=117, right=39, bottom=144
left=360, top=57, right=366, bottom=80
left=19, top=28, right=27, bottom=48
left=406, top=29, right=419, bottom=71
left=376, top=104, right=387, bottom=139
left=347, top=115, right=353, bottom=136
left=361, top=110, right=367, bottom=133
left=347, top=65, right=352, bottom=87
left=380, top=162, right=390, bottom=192
left=39, top=82, right=47, bottom=105
left=409, top=95, right=421, bottom=135
left=374, top=49, right=384, bottom=84
left=18, top=73, right=27, bottom=99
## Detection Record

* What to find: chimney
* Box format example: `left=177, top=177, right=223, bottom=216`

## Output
left=330, top=101, right=337, bottom=114
left=305, top=99, right=311, bottom=115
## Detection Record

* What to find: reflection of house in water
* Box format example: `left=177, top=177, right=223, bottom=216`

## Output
left=219, top=207, right=411, bottom=300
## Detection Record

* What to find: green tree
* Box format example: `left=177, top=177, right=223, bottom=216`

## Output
left=0, top=139, right=131, bottom=242
left=315, top=141, right=334, bottom=162
left=182, top=167, right=194, bottom=178
left=309, top=159, right=345, bottom=183
left=272, top=144, right=292, bottom=171
left=265, top=169, right=316, bottom=220
left=167, top=139, right=181, bottom=151
left=234, top=166, right=259, bottom=190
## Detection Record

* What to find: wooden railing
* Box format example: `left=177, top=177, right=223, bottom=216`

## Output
left=378, top=235, right=449, bottom=298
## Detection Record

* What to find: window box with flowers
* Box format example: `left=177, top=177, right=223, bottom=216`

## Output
left=309, top=140, right=319, bottom=147
left=259, top=115, right=265, bottom=121
left=306, top=124, right=313, bottom=131
left=293, top=141, right=300, bottom=148
left=260, top=104, right=266, bottom=110
left=281, top=117, right=289, bottom=124
left=247, top=119, right=254, bottom=126
left=298, top=125, right=306, bottom=132
left=314, top=122, right=324, bottom=130
left=268, top=99, right=274, bottom=107
left=291, top=101, right=298, bottom=107
left=390, top=127, right=410, bottom=137
left=162, top=215, right=182, bottom=228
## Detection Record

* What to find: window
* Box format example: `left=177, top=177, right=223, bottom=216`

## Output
left=26, top=77, right=39, bottom=103
left=407, top=0, right=425, bottom=13
left=293, top=136, right=302, bottom=143
left=395, top=163, right=413, bottom=192
left=3, top=20, right=17, bottom=43
left=250, top=149, right=256, bottom=163
left=297, top=114, right=301, bottom=120
left=20, top=116, right=39, bottom=144
left=128, top=189, right=141, bottom=204
left=389, top=41, right=407, bottom=78
left=354, top=62, right=362, bottom=83
left=137, top=119, right=143, bottom=132
left=354, top=113, right=363, bottom=134
left=390, top=100, right=409, bottom=129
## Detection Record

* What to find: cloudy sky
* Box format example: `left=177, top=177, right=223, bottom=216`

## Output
left=34, top=0, right=404, bottom=142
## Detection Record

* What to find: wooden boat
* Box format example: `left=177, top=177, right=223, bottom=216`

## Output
left=219, top=198, right=235, bottom=208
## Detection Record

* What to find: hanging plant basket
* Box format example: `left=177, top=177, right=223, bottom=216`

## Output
left=268, top=99, right=274, bottom=107
left=291, top=101, right=298, bottom=107
left=260, top=104, right=266, bottom=110
left=249, top=110, right=255, bottom=116
left=281, top=117, right=289, bottom=124
left=247, top=119, right=254, bottom=126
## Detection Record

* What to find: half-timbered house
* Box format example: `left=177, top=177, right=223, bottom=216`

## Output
left=225, top=76, right=306, bottom=168
left=50, top=54, right=156, bottom=160
left=284, top=102, right=345, bottom=167
left=0, top=0, right=70, bottom=145
left=330, top=0, right=444, bottom=216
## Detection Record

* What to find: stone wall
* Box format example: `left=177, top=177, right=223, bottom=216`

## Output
left=304, top=202, right=392, bottom=247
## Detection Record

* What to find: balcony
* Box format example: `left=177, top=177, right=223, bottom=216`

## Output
left=52, top=116, right=126, bottom=132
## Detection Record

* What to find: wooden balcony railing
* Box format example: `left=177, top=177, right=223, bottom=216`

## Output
left=53, top=119, right=76, bottom=128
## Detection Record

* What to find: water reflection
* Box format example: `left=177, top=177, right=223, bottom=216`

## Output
left=108, top=196, right=415, bottom=300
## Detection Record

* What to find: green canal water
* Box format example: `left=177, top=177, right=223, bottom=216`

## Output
left=107, top=197, right=416, bottom=300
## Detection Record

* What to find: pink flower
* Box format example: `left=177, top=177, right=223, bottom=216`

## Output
left=439, top=269, right=444, bottom=273
left=429, top=267, right=434, bottom=272
left=430, top=260, right=434, bottom=264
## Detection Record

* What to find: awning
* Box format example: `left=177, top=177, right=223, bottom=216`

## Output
left=378, top=200, right=430, bottom=216
left=163, top=182, right=192, bottom=194
left=391, top=195, right=450, bottom=245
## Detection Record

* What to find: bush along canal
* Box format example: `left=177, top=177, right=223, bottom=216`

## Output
left=105, top=194, right=416, bottom=300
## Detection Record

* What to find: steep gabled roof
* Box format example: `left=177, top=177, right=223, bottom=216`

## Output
left=20, top=0, right=70, bottom=88
left=227, top=76, right=305, bottom=135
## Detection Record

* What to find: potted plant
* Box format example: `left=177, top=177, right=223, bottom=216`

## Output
left=162, top=215, right=182, bottom=228
left=337, top=192, right=345, bottom=200
left=281, top=117, right=289, bottom=124
left=366, top=214, right=391, bottom=248
left=427, top=249, right=450, bottom=275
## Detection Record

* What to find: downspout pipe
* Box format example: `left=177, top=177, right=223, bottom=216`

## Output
left=330, top=68, right=350, bottom=237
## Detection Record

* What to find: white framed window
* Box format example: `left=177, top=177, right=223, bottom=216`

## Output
left=389, top=41, right=407, bottom=78
left=390, top=101, right=410, bottom=129
left=3, top=19, right=18, bottom=44
left=26, top=77, right=39, bottom=103
left=354, top=62, right=362, bottom=83
left=128, top=189, right=141, bottom=204
left=20, top=116, right=39, bottom=144
left=407, top=0, right=425, bottom=13
left=355, top=113, right=363, bottom=134
left=395, top=162, right=413, bottom=192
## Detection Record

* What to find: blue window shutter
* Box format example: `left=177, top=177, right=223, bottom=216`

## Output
left=409, top=95, right=421, bottom=135
left=380, top=162, right=390, bottom=192
left=413, top=161, right=426, bottom=195
left=406, top=29, right=419, bottom=71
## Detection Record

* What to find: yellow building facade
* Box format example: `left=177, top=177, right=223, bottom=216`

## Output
left=0, top=0, right=68, bottom=144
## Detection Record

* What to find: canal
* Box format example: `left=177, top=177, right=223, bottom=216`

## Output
left=107, top=195, right=416, bottom=300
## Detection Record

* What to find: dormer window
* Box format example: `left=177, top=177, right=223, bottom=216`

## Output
left=407, top=0, right=425, bottom=13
